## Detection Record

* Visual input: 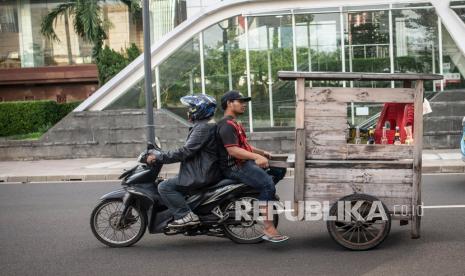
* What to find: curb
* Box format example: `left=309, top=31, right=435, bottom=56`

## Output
left=0, top=169, right=296, bottom=183
left=0, top=166, right=462, bottom=183
left=0, top=172, right=179, bottom=183
left=423, top=165, right=465, bottom=174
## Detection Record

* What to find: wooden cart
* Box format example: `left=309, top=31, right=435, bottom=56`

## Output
left=277, top=72, right=443, bottom=250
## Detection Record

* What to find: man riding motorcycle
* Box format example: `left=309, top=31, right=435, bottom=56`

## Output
left=216, top=90, right=288, bottom=242
left=147, top=94, right=221, bottom=228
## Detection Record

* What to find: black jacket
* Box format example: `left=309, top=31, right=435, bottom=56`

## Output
left=154, top=119, right=222, bottom=190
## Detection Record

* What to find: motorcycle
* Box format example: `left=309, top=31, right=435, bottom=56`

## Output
left=90, top=142, right=283, bottom=247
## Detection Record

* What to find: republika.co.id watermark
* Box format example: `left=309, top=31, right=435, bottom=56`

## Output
left=235, top=200, right=424, bottom=222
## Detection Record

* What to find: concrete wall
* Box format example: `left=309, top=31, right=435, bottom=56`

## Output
left=424, top=90, right=465, bottom=149
left=0, top=109, right=191, bottom=161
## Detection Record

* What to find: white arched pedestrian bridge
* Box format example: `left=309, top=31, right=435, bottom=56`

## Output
left=75, top=0, right=465, bottom=132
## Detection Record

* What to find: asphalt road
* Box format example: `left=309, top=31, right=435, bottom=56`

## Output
left=1, top=174, right=464, bottom=276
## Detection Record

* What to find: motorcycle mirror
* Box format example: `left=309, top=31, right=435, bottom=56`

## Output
left=155, top=137, right=161, bottom=149
left=147, top=137, right=162, bottom=151
left=147, top=142, right=155, bottom=150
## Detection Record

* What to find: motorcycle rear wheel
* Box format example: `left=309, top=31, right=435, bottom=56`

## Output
left=90, top=199, right=147, bottom=247
left=222, top=196, right=279, bottom=244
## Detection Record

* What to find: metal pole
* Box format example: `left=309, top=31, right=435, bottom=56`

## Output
left=266, top=27, right=274, bottom=127
left=307, top=20, right=313, bottom=88
left=143, top=0, right=155, bottom=144
left=244, top=16, right=254, bottom=132
left=292, top=11, right=298, bottom=102
left=432, top=43, right=436, bottom=92
left=155, top=66, right=161, bottom=109
left=227, top=49, right=233, bottom=90
left=292, top=12, right=298, bottom=72
left=438, top=16, right=444, bottom=91
left=199, top=32, right=206, bottom=94
left=339, top=7, right=346, bottom=88
left=227, top=19, right=233, bottom=90
left=389, top=4, right=395, bottom=88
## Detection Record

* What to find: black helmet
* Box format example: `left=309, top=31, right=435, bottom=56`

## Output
left=180, top=94, right=217, bottom=121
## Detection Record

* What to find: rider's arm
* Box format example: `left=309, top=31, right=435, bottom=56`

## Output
left=153, top=123, right=211, bottom=164
left=226, top=146, right=262, bottom=161
left=251, top=146, right=271, bottom=159
left=226, top=146, right=269, bottom=169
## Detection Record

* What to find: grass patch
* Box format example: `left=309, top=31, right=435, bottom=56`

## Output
left=5, top=132, right=44, bottom=140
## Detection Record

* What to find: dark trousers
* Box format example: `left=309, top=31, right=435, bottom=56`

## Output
left=224, top=160, right=286, bottom=201
left=157, top=177, right=190, bottom=220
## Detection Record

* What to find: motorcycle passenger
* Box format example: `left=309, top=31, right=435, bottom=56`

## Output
left=216, top=90, right=288, bottom=243
left=147, top=94, right=222, bottom=228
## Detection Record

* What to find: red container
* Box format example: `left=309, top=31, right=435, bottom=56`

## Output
left=374, top=103, right=414, bottom=144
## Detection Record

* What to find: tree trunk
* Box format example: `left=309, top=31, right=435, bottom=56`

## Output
left=64, top=10, right=73, bottom=65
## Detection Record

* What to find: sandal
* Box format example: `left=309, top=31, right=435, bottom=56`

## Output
left=262, top=234, right=289, bottom=243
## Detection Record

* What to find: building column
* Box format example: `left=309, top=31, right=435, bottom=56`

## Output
left=17, top=0, right=35, bottom=67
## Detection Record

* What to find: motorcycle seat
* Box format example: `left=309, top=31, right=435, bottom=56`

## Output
left=186, top=179, right=242, bottom=196
left=207, top=178, right=242, bottom=190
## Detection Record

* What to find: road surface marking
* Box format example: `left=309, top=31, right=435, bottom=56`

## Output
left=422, top=205, right=465, bottom=209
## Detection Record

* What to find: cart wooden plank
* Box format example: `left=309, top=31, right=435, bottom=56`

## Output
left=305, top=160, right=413, bottom=169
left=347, top=144, right=414, bottom=159
left=305, top=144, right=414, bottom=160
left=305, top=183, right=412, bottom=200
left=304, top=117, right=347, bottom=131
left=306, top=130, right=347, bottom=146
left=305, top=101, right=348, bottom=117
left=304, top=168, right=413, bottom=185
left=278, top=71, right=443, bottom=81
left=305, top=87, right=415, bottom=103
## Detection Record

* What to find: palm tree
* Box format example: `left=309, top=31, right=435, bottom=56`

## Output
left=40, top=0, right=141, bottom=62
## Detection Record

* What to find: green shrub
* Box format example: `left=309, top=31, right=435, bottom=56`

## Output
left=0, top=100, right=81, bottom=137
left=96, top=43, right=141, bottom=85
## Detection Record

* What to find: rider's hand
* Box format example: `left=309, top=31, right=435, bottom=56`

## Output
left=255, top=155, right=269, bottom=168
left=146, top=153, right=156, bottom=165
left=263, top=151, right=272, bottom=159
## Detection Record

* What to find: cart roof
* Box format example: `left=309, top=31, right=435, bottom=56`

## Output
left=278, top=71, right=443, bottom=81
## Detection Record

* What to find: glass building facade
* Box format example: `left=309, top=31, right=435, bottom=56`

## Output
left=3, top=1, right=464, bottom=131
left=451, top=1, right=465, bottom=24
left=0, top=0, right=188, bottom=69
left=105, top=2, right=465, bottom=132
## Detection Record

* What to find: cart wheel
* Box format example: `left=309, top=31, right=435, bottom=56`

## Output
left=327, top=193, right=391, bottom=251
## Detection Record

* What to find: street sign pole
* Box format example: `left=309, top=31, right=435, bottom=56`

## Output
left=143, top=0, right=155, bottom=144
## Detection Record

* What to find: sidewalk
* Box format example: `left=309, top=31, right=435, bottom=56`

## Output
left=0, top=159, right=180, bottom=183
left=422, top=149, right=465, bottom=173
left=0, top=149, right=463, bottom=183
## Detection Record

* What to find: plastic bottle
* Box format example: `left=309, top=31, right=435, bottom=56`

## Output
left=381, top=126, right=388, bottom=145
left=355, top=126, right=361, bottom=144
left=404, top=125, right=413, bottom=145
left=367, top=127, right=375, bottom=145
left=394, top=126, right=401, bottom=145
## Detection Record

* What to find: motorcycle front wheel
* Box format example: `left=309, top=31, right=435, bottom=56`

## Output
left=90, top=198, right=147, bottom=247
